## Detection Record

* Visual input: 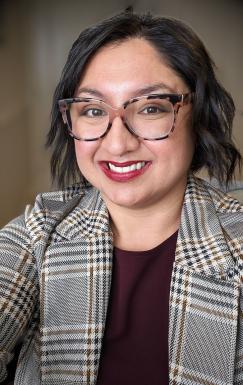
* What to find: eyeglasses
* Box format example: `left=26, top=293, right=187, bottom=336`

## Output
left=58, top=93, right=193, bottom=141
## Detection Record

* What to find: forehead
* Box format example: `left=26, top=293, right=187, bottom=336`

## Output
left=77, top=38, right=188, bottom=99
left=88, top=38, right=164, bottom=67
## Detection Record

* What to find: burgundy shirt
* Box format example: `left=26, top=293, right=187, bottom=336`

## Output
left=96, top=231, right=178, bottom=385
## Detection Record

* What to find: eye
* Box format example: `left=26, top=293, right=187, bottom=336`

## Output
left=141, top=106, right=160, bottom=114
left=138, top=104, right=168, bottom=115
left=82, top=108, right=107, bottom=117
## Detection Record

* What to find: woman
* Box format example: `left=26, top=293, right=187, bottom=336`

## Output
left=0, top=9, right=243, bottom=385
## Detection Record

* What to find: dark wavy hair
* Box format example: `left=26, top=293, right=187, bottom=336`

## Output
left=46, top=9, right=242, bottom=188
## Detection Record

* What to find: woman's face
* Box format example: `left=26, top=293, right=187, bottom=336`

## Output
left=74, top=38, right=195, bottom=211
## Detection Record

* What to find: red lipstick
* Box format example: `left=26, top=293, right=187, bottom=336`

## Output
left=99, top=161, right=151, bottom=182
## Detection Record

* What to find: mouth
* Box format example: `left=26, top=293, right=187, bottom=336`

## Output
left=107, top=161, right=146, bottom=173
left=99, top=160, right=151, bottom=182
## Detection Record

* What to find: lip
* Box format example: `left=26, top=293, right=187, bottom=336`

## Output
left=99, top=161, right=151, bottom=182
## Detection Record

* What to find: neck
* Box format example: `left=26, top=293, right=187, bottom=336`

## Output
left=104, top=186, right=185, bottom=251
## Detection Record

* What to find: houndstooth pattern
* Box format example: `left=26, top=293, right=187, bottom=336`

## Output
left=0, top=175, right=243, bottom=385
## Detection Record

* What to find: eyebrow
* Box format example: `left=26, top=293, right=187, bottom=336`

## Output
left=77, top=87, right=105, bottom=99
left=77, top=82, right=177, bottom=100
left=132, top=83, right=176, bottom=96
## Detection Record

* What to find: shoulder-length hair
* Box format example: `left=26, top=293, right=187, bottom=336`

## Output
left=46, top=10, right=242, bottom=188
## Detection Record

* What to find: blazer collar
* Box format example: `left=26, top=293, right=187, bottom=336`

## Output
left=55, top=186, right=111, bottom=240
left=176, top=175, right=235, bottom=279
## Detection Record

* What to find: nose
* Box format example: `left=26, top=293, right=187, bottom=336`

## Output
left=101, top=116, right=140, bottom=155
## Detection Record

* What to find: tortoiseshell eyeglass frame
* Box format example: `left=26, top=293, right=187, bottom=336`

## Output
left=58, top=92, right=194, bottom=141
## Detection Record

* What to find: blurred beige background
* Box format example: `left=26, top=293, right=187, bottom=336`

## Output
left=0, top=0, right=242, bottom=227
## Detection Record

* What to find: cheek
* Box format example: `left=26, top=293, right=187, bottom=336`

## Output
left=74, top=141, right=98, bottom=172
left=145, top=124, right=195, bottom=170
left=173, top=113, right=195, bottom=164
left=173, top=129, right=195, bottom=166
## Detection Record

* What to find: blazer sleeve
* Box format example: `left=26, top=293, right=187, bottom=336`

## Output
left=0, top=212, right=38, bottom=383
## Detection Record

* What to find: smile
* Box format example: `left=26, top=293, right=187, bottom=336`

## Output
left=108, top=161, right=146, bottom=173
left=99, top=160, right=151, bottom=182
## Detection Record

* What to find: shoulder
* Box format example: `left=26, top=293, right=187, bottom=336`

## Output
left=1, top=182, right=100, bottom=244
left=188, top=175, right=243, bottom=213
left=191, top=175, right=243, bottom=241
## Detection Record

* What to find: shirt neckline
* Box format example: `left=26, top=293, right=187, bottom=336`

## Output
left=114, top=229, right=178, bottom=257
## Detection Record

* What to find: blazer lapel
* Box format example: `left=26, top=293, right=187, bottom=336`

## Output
left=169, top=176, right=240, bottom=385
left=38, top=188, right=113, bottom=385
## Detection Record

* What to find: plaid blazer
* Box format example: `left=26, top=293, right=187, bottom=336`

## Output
left=1, top=174, right=243, bottom=385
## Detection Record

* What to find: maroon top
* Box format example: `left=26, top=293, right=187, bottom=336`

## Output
left=96, top=231, right=178, bottom=385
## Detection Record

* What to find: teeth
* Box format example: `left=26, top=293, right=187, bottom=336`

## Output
left=108, top=161, right=146, bottom=173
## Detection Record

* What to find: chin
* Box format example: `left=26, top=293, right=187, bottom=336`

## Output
left=102, top=190, right=146, bottom=209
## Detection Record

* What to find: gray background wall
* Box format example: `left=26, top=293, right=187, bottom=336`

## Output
left=0, top=0, right=242, bottom=227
